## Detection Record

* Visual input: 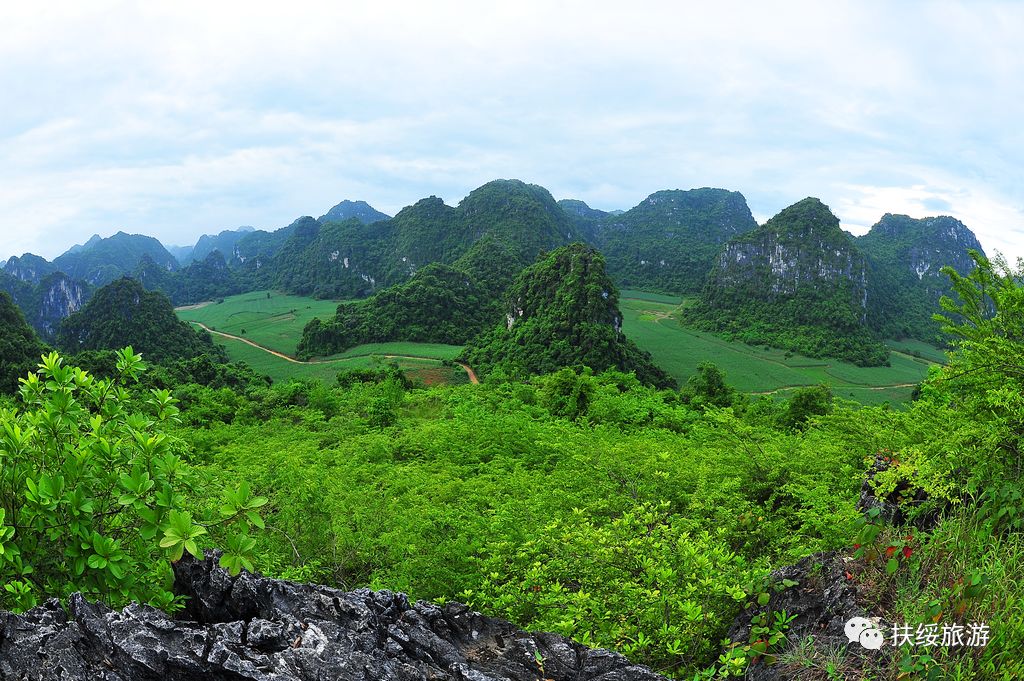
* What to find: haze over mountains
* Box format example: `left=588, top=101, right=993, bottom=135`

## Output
left=0, top=179, right=987, bottom=367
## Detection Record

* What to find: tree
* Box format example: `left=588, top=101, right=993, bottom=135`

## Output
left=682, top=362, right=735, bottom=409
left=0, top=349, right=265, bottom=611
left=780, top=384, right=833, bottom=430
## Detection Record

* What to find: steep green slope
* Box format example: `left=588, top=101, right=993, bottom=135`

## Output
left=57, top=278, right=222, bottom=363
left=0, top=292, right=46, bottom=392
left=686, top=197, right=888, bottom=366
left=581, top=188, right=758, bottom=293
left=461, top=243, right=674, bottom=387
left=858, top=213, right=985, bottom=342
left=272, top=217, right=394, bottom=299
left=297, top=263, right=494, bottom=357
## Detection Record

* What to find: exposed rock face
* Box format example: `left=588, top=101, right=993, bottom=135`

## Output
left=35, top=272, right=90, bottom=338
left=707, top=198, right=868, bottom=314
left=4, top=253, right=56, bottom=284
left=687, top=198, right=889, bottom=366
left=858, top=214, right=986, bottom=341
left=0, top=554, right=665, bottom=681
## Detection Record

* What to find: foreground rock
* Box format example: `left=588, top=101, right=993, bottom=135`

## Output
left=0, top=553, right=665, bottom=681
left=727, top=551, right=891, bottom=680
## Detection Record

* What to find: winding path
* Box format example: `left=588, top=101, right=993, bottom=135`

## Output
left=189, top=322, right=479, bottom=384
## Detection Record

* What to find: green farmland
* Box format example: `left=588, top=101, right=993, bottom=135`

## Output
left=618, top=291, right=938, bottom=406
left=177, top=289, right=938, bottom=402
left=176, top=291, right=343, bottom=356
left=176, top=291, right=467, bottom=385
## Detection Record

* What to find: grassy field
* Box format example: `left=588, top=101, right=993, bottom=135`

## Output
left=177, top=291, right=344, bottom=355
left=618, top=294, right=938, bottom=406
left=176, top=289, right=939, bottom=403
left=176, top=291, right=467, bottom=385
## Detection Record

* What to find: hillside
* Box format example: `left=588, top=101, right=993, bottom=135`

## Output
left=686, top=197, right=888, bottom=366
left=3, top=253, right=56, bottom=284
left=57, top=277, right=222, bottom=363
left=581, top=188, right=758, bottom=293
left=298, top=263, right=495, bottom=357
left=859, top=213, right=985, bottom=342
left=0, top=269, right=90, bottom=340
left=461, top=243, right=675, bottom=387
left=0, top=291, right=46, bottom=392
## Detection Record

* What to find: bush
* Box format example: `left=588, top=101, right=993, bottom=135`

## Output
left=0, top=349, right=265, bottom=611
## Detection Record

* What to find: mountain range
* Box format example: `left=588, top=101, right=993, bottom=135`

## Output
left=1, top=180, right=988, bottom=367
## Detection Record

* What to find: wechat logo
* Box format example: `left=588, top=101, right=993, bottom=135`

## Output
left=845, top=617, right=884, bottom=650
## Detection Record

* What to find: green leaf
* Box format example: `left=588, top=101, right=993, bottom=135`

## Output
left=245, top=511, right=266, bottom=529
left=886, top=558, right=899, bottom=575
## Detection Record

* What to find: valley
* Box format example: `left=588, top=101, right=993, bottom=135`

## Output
left=176, top=290, right=469, bottom=385
left=176, top=289, right=938, bottom=402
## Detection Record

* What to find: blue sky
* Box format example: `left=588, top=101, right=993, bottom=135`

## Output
left=1, top=1, right=1021, bottom=261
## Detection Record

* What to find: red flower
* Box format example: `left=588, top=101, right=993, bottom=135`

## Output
left=903, top=547, right=913, bottom=559
left=885, top=546, right=897, bottom=558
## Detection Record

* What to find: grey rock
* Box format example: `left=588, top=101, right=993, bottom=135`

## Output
left=0, top=553, right=666, bottom=681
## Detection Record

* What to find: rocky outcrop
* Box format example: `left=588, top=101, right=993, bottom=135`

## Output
left=0, top=553, right=665, bottom=681
left=686, top=198, right=889, bottom=366
left=706, top=198, right=869, bottom=314
left=4, top=253, right=56, bottom=284
left=858, top=213, right=986, bottom=341
left=34, top=272, right=90, bottom=338
left=726, top=552, right=887, bottom=681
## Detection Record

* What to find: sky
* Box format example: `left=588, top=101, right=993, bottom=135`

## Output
left=1, top=0, right=1022, bottom=261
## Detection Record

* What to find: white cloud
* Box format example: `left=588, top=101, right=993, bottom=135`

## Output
left=0, top=0, right=1022, bottom=260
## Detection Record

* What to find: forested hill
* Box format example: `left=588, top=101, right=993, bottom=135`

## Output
left=577, top=188, right=758, bottom=294
left=173, top=227, right=255, bottom=266
left=461, top=243, right=675, bottom=388
left=56, top=277, right=222, bottom=363
left=686, top=197, right=889, bottom=366
left=859, top=213, right=987, bottom=342
left=52, top=231, right=178, bottom=286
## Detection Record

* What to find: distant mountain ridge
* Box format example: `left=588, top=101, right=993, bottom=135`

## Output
left=575, top=188, right=759, bottom=294
left=0, top=182, right=991, bottom=367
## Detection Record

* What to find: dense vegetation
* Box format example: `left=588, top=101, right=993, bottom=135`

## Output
left=298, top=263, right=495, bottom=357
left=0, top=292, right=46, bottom=392
left=577, top=188, right=758, bottom=294
left=462, top=244, right=674, bottom=388
left=318, top=199, right=391, bottom=224
left=52, top=231, right=179, bottom=286
left=1, top=251, right=1023, bottom=678
left=57, top=278, right=224, bottom=363
left=859, top=213, right=986, bottom=343
left=687, top=198, right=890, bottom=366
